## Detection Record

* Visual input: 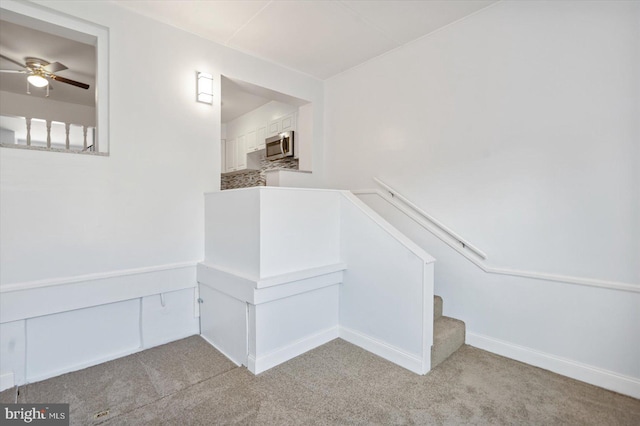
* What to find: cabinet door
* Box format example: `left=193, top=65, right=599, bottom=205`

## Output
left=236, top=134, right=247, bottom=169
left=199, top=284, right=247, bottom=366
left=281, top=113, right=295, bottom=132
left=225, top=138, right=236, bottom=172
left=256, top=126, right=266, bottom=150
left=221, top=138, right=226, bottom=172
left=268, top=119, right=280, bottom=136
left=246, top=130, right=257, bottom=152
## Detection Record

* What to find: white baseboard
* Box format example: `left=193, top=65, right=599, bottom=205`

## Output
left=0, top=372, right=14, bottom=392
left=248, top=326, right=339, bottom=375
left=466, top=332, right=640, bottom=399
left=339, top=326, right=427, bottom=375
left=199, top=334, right=243, bottom=368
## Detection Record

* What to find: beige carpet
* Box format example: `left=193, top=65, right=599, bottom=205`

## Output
left=1, top=336, right=638, bottom=425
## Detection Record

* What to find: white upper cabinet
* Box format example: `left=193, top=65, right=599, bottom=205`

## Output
left=256, top=126, right=266, bottom=151
left=225, top=138, right=236, bottom=173
left=246, top=126, right=266, bottom=154
left=236, top=134, right=247, bottom=170
left=268, top=119, right=280, bottom=136
left=280, top=113, right=295, bottom=132
left=224, top=136, right=253, bottom=173
left=246, top=130, right=257, bottom=152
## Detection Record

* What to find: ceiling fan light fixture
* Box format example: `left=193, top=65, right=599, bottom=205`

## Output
left=27, top=74, right=49, bottom=88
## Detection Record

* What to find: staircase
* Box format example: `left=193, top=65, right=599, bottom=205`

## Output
left=431, top=295, right=465, bottom=368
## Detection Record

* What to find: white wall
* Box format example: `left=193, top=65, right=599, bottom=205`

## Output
left=204, top=189, right=261, bottom=278
left=260, top=188, right=341, bottom=277
left=340, top=193, right=434, bottom=374
left=2, top=0, right=323, bottom=285
left=0, top=0, right=323, bottom=388
left=0, top=90, right=96, bottom=126
left=297, top=103, right=313, bottom=171
left=202, top=187, right=341, bottom=279
left=324, top=0, right=639, bottom=395
left=225, top=100, right=298, bottom=139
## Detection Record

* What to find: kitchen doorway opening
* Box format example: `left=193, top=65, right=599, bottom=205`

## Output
left=220, top=76, right=313, bottom=190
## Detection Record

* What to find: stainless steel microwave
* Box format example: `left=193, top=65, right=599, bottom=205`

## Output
left=265, top=131, right=294, bottom=160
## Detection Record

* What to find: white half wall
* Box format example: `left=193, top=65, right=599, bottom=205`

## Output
left=260, top=188, right=341, bottom=277
left=204, top=188, right=341, bottom=279
left=339, top=193, right=434, bottom=374
left=360, top=193, right=640, bottom=398
left=0, top=275, right=199, bottom=390
left=203, top=189, right=261, bottom=278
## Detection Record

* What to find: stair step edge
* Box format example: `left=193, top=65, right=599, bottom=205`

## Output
left=433, top=295, right=443, bottom=320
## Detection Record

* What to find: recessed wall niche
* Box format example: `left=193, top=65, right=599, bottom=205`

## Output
left=0, top=0, right=109, bottom=154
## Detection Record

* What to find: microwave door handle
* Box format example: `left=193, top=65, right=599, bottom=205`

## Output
left=281, top=138, right=286, bottom=155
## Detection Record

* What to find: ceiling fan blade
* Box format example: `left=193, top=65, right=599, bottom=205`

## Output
left=50, top=74, right=90, bottom=90
left=43, top=61, right=68, bottom=73
left=0, top=53, right=26, bottom=69
left=0, top=69, right=27, bottom=73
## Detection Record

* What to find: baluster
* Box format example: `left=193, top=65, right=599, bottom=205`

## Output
left=83, top=126, right=88, bottom=150
left=65, top=123, right=70, bottom=150
left=25, top=117, right=32, bottom=146
left=46, top=120, right=52, bottom=148
left=93, top=127, right=98, bottom=152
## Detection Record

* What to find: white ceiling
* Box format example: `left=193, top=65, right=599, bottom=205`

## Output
left=221, top=75, right=310, bottom=123
left=0, top=19, right=96, bottom=107
left=1, top=1, right=498, bottom=118
left=114, top=0, right=497, bottom=80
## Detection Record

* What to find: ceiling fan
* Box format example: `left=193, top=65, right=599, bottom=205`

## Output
left=0, top=54, right=90, bottom=95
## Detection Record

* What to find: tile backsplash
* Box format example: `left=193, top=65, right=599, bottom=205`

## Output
left=221, top=156, right=299, bottom=190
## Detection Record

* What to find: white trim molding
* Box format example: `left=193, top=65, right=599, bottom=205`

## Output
left=339, top=326, right=426, bottom=375
left=467, top=332, right=640, bottom=399
left=0, top=261, right=199, bottom=293
left=248, top=326, right=339, bottom=375
left=0, top=372, right=14, bottom=392
left=0, top=261, right=199, bottom=323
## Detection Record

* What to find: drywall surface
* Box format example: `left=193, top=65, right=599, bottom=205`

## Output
left=325, top=0, right=638, bottom=284
left=260, top=188, right=341, bottom=277
left=325, top=0, right=639, bottom=393
left=225, top=100, right=298, bottom=138
left=0, top=0, right=323, bottom=387
left=0, top=90, right=96, bottom=126
left=1, top=0, right=323, bottom=285
left=340, top=196, right=430, bottom=364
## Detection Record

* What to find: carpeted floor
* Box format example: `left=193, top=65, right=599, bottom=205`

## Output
left=1, top=336, right=638, bottom=425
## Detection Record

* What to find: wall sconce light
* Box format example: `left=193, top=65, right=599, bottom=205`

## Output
left=196, top=71, right=213, bottom=104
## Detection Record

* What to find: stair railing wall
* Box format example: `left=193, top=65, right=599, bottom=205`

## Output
left=0, top=114, right=99, bottom=155
left=354, top=179, right=639, bottom=294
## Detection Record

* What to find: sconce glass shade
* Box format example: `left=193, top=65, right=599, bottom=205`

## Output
left=28, top=74, right=49, bottom=88
left=197, top=71, right=213, bottom=104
